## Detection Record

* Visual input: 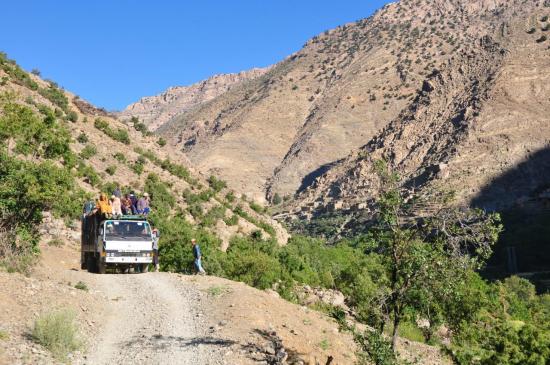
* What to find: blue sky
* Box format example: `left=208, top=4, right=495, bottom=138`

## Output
left=1, top=1, right=389, bottom=110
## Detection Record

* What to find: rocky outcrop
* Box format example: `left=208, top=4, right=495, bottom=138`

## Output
left=288, top=0, right=550, bottom=218
left=120, top=68, right=269, bottom=131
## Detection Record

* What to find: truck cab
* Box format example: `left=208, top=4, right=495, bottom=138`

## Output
left=81, top=214, right=154, bottom=274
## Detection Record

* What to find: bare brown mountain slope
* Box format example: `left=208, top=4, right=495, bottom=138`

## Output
left=286, top=0, right=550, bottom=220
left=119, top=68, right=269, bottom=131
left=140, top=0, right=550, bottom=205
left=0, top=57, right=288, bottom=247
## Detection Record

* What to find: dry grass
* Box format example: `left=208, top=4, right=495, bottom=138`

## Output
left=31, top=309, right=81, bottom=360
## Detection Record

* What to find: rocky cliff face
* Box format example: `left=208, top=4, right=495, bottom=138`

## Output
left=125, top=0, right=550, bottom=211
left=287, top=0, right=550, bottom=219
left=119, top=68, right=269, bottom=131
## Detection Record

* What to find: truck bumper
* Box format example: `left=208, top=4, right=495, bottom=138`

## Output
left=105, top=257, right=152, bottom=264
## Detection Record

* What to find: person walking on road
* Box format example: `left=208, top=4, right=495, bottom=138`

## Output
left=191, top=238, right=206, bottom=275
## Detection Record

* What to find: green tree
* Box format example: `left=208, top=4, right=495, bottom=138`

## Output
left=367, top=160, right=502, bottom=348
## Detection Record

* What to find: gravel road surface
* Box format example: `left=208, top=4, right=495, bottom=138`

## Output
left=83, top=272, right=226, bottom=365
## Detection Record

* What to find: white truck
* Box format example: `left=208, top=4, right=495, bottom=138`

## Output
left=81, top=214, right=154, bottom=274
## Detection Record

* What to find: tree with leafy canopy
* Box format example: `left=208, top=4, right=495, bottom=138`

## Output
left=366, top=160, right=502, bottom=349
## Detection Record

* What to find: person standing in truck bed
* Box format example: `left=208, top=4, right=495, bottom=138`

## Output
left=121, top=194, right=133, bottom=215
left=96, top=193, right=112, bottom=217
left=111, top=194, right=122, bottom=217
left=137, top=193, right=150, bottom=215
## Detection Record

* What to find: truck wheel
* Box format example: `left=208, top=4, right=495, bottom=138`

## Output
left=80, top=253, right=86, bottom=270
left=97, top=258, right=106, bottom=274
left=86, top=254, right=97, bottom=273
left=140, top=264, right=149, bottom=273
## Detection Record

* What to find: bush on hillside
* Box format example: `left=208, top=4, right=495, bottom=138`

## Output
left=0, top=98, right=71, bottom=160
left=225, top=191, right=236, bottom=203
left=144, top=173, right=176, bottom=217
left=130, top=116, right=152, bottom=136
left=32, top=310, right=81, bottom=360
left=67, top=110, right=78, bottom=123
left=38, top=85, right=69, bottom=112
left=76, top=133, right=88, bottom=144
left=94, top=118, right=130, bottom=144
left=208, top=175, right=227, bottom=192
left=0, top=153, right=78, bottom=271
left=79, top=145, right=97, bottom=159
left=105, top=165, right=117, bottom=176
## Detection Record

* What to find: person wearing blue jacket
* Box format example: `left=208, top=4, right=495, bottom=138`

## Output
left=191, top=238, right=206, bottom=275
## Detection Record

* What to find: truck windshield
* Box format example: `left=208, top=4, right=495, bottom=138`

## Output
left=104, top=220, right=152, bottom=241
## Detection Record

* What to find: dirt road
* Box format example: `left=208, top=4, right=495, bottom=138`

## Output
left=82, top=272, right=226, bottom=365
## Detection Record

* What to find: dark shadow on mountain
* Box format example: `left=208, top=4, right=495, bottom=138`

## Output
left=297, top=160, right=342, bottom=194
left=471, top=147, right=550, bottom=212
left=470, top=147, right=550, bottom=286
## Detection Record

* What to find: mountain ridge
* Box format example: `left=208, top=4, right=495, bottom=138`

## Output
left=119, top=67, right=270, bottom=131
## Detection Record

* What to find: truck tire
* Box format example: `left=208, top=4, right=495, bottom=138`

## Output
left=139, top=264, right=149, bottom=273
left=80, top=253, right=86, bottom=270
left=86, top=254, right=97, bottom=273
left=97, top=258, right=106, bottom=274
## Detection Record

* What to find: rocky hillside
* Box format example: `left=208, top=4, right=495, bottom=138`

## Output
left=0, top=53, right=288, bottom=249
left=285, top=0, right=550, bottom=221
left=119, top=68, right=269, bottom=131
left=123, top=0, right=550, bottom=210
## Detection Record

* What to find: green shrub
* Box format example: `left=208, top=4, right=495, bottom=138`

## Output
left=157, top=137, right=167, bottom=147
left=0, top=153, right=78, bottom=271
left=94, top=118, right=130, bottom=144
left=449, top=276, right=550, bottom=365
left=79, top=144, right=97, bottom=159
left=76, top=133, right=88, bottom=144
left=144, top=173, right=176, bottom=216
left=225, top=191, right=235, bottom=203
left=113, top=152, right=126, bottom=163
left=208, top=175, right=227, bottom=192
left=74, top=281, right=88, bottom=291
left=159, top=158, right=195, bottom=184
left=188, top=203, right=203, bottom=218
left=355, top=330, right=398, bottom=365
left=224, top=214, right=239, bottom=226
left=272, top=193, right=282, bottom=205
left=38, top=84, right=69, bottom=112
left=249, top=201, right=264, bottom=213
left=0, top=55, right=39, bottom=90
left=201, top=205, right=226, bottom=227
left=223, top=237, right=284, bottom=289
left=0, top=330, right=9, bottom=340
left=105, top=165, right=117, bottom=175
left=76, top=162, right=100, bottom=187
left=131, top=158, right=145, bottom=175
left=32, top=310, right=81, bottom=360
left=233, top=205, right=275, bottom=236
left=67, top=110, right=78, bottom=123
left=134, top=147, right=161, bottom=165
left=130, top=116, right=151, bottom=136
left=0, top=100, right=71, bottom=159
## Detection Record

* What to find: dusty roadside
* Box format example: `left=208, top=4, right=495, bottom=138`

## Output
left=0, top=234, right=449, bottom=365
left=0, top=238, right=356, bottom=365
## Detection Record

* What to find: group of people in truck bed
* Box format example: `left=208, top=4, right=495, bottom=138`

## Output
left=95, top=186, right=151, bottom=217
